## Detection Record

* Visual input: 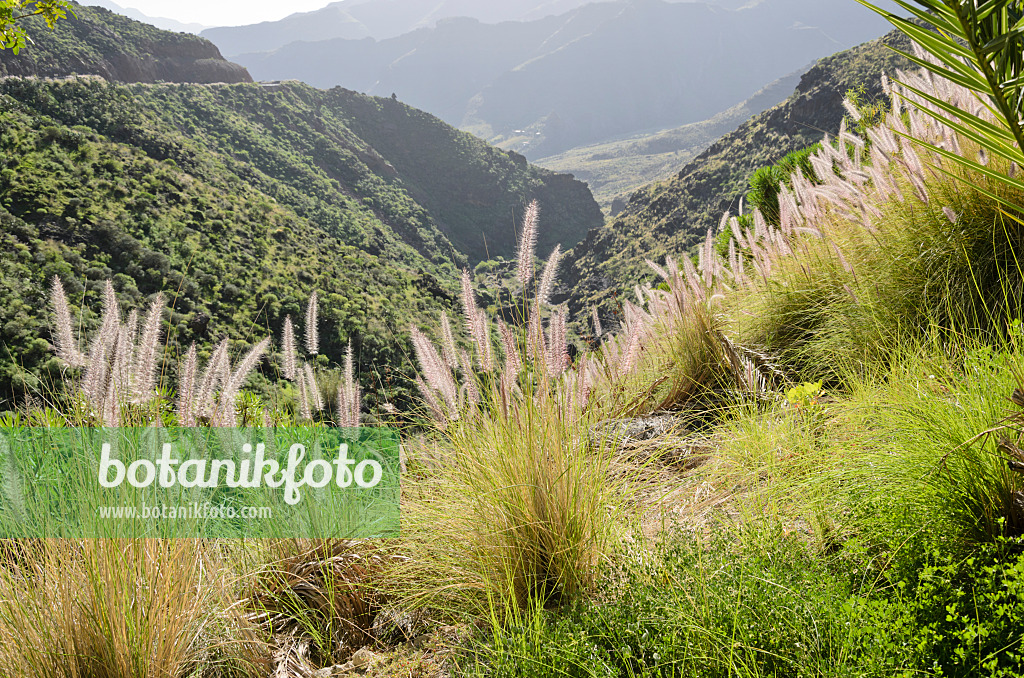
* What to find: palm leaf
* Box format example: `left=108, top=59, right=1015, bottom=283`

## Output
left=897, top=81, right=1022, bottom=162
left=858, top=0, right=1024, bottom=207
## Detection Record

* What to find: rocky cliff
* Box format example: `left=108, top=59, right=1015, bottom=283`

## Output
left=0, top=3, right=251, bottom=84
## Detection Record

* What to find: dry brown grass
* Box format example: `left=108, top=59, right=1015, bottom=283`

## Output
left=243, top=539, right=407, bottom=676
left=0, top=538, right=266, bottom=678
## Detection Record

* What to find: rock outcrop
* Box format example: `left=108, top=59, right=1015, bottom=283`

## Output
left=0, top=3, right=251, bottom=84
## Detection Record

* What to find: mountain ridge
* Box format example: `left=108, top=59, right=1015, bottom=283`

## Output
left=228, top=0, right=893, bottom=158
left=86, top=0, right=209, bottom=34
left=0, top=3, right=250, bottom=83
left=201, top=0, right=756, bottom=55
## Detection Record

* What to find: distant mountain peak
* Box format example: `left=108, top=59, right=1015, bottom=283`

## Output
left=86, top=0, right=208, bottom=33
left=226, top=0, right=891, bottom=160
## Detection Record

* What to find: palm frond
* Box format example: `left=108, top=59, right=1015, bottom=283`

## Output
left=859, top=0, right=1024, bottom=206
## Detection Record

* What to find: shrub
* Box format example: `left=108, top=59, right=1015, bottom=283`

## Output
left=745, top=144, right=821, bottom=226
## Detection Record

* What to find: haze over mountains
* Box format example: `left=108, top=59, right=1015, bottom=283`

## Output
left=536, top=67, right=808, bottom=209
left=200, top=0, right=752, bottom=55
left=216, top=0, right=895, bottom=158
left=87, top=0, right=208, bottom=33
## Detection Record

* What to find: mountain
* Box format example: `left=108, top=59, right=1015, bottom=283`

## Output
left=0, top=7, right=601, bottom=408
left=0, top=3, right=249, bottom=83
left=86, top=0, right=209, bottom=34
left=561, top=29, right=914, bottom=316
left=202, top=0, right=752, bottom=56
left=200, top=0, right=599, bottom=57
left=534, top=66, right=808, bottom=210
left=232, top=4, right=623, bottom=120
left=228, top=0, right=894, bottom=158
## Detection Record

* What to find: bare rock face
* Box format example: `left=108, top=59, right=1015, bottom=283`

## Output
left=0, top=4, right=252, bottom=84
left=592, top=413, right=693, bottom=447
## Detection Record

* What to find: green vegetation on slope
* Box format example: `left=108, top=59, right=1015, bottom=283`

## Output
left=6, top=4, right=1024, bottom=678
left=326, top=90, right=603, bottom=263
left=0, top=71, right=600, bottom=409
left=0, top=77, right=438, bottom=411
left=0, top=2, right=251, bottom=83
left=464, top=525, right=1024, bottom=676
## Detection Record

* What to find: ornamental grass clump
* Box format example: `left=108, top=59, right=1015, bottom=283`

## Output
left=243, top=539, right=389, bottom=675
left=586, top=255, right=772, bottom=418
left=403, top=201, right=621, bottom=615
left=403, top=193, right=785, bottom=613
left=682, top=55, right=1024, bottom=381
left=688, top=35, right=1024, bottom=548
left=49, top=277, right=169, bottom=426
left=0, top=538, right=265, bottom=678
left=46, top=280, right=361, bottom=428
left=855, top=330, right=1024, bottom=546
left=279, top=293, right=361, bottom=426
left=48, top=276, right=272, bottom=427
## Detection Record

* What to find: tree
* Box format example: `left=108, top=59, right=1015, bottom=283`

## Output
left=1, top=0, right=70, bottom=53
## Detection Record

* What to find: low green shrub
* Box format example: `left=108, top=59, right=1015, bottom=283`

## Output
left=458, top=527, right=1024, bottom=678
left=465, top=530, right=835, bottom=676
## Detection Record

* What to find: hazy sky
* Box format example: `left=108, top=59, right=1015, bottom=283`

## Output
left=119, top=1, right=331, bottom=27
left=111, top=0, right=906, bottom=31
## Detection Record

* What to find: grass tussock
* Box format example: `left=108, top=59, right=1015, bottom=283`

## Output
left=0, top=539, right=265, bottom=678
left=244, top=539, right=393, bottom=673
left=401, top=391, right=622, bottom=615
left=401, top=202, right=631, bottom=615
left=588, top=277, right=753, bottom=418
left=451, top=42, right=1024, bottom=677
left=724, top=66, right=1024, bottom=379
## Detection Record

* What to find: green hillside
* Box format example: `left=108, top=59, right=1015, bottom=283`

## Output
left=0, top=11, right=601, bottom=410
left=8, top=5, right=1024, bottom=678
left=563, top=28, right=914, bottom=316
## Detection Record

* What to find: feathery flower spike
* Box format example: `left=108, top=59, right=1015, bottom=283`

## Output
left=305, top=291, right=319, bottom=355
left=516, top=200, right=539, bottom=286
